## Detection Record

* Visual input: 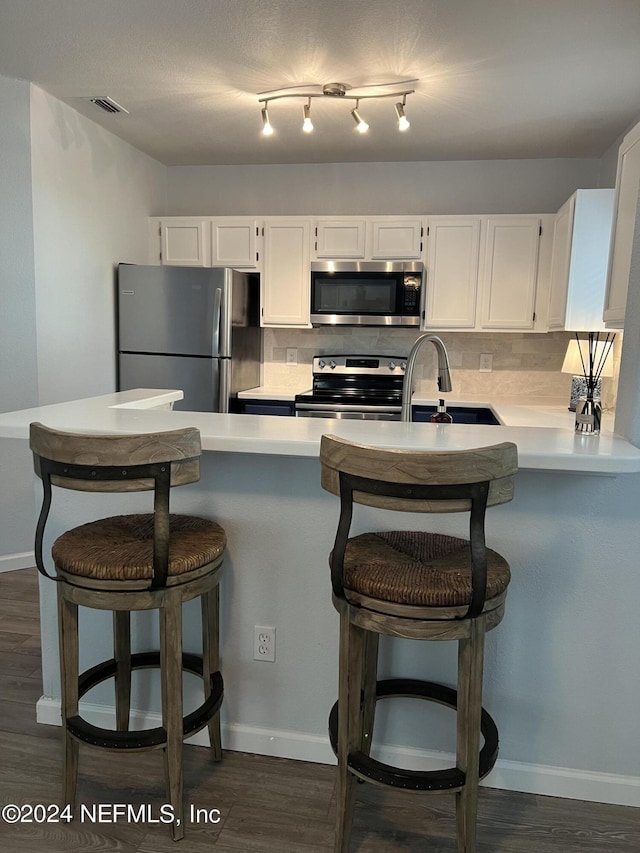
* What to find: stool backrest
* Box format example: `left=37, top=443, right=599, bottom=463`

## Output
left=30, top=422, right=201, bottom=492
left=319, top=435, right=518, bottom=616
left=29, top=423, right=202, bottom=588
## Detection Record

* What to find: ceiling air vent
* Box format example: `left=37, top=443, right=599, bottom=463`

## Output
left=86, top=97, right=129, bottom=115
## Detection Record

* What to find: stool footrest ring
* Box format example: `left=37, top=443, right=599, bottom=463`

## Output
left=328, top=678, right=498, bottom=792
left=67, top=652, right=223, bottom=750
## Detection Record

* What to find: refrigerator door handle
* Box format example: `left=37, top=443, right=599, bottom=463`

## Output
left=211, top=287, right=222, bottom=357
left=218, top=358, right=230, bottom=413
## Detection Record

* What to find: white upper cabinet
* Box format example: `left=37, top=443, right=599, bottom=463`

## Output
left=604, top=120, right=640, bottom=328
left=314, top=219, right=366, bottom=259
left=548, top=189, right=614, bottom=331
left=370, top=219, right=423, bottom=259
left=479, top=217, right=541, bottom=330
left=210, top=218, right=261, bottom=268
left=262, top=219, right=311, bottom=327
left=423, top=215, right=550, bottom=331
left=424, top=218, right=480, bottom=329
left=312, top=217, right=424, bottom=260
left=160, top=218, right=209, bottom=266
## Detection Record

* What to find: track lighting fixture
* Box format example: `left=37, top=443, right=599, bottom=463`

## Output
left=302, top=99, right=313, bottom=133
left=351, top=101, right=369, bottom=134
left=261, top=106, right=273, bottom=136
left=257, top=80, right=416, bottom=138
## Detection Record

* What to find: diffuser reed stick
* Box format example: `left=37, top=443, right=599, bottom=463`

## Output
left=574, top=332, right=615, bottom=401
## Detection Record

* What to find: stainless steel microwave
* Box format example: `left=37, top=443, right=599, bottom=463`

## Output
left=310, top=261, right=423, bottom=326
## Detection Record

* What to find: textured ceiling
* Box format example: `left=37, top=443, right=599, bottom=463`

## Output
left=1, top=0, right=640, bottom=166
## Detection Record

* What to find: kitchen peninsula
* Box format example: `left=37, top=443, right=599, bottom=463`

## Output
left=1, top=389, right=639, bottom=809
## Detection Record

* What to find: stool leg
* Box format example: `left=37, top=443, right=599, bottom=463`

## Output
left=335, top=611, right=366, bottom=853
left=57, top=586, right=79, bottom=811
left=360, top=632, right=379, bottom=757
left=201, top=585, right=222, bottom=761
left=160, top=595, right=184, bottom=841
left=455, top=616, right=486, bottom=853
left=113, top=611, right=131, bottom=731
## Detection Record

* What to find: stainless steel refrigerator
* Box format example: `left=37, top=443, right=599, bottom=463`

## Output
left=117, top=264, right=261, bottom=412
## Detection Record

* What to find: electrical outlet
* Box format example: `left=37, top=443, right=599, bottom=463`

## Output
left=479, top=353, right=493, bottom=372
left=286, top=347, right=298, bottom=365
left=253, top=625, right=276, bottom=662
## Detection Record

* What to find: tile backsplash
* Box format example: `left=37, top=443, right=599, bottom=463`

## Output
left=262, top=328, right=620, bottom=409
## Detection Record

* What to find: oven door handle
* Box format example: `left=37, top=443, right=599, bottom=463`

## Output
left=295, top=403, right=401, bottom=414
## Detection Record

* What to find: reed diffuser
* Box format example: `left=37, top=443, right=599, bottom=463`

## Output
left=573, top=332, right=615, bottom=434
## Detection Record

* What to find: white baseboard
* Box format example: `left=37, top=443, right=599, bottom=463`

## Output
left=0, top=551, right=35, bottom=573
left=36, top=696, right=640, bottom=808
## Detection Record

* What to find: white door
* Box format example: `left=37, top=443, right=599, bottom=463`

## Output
left=480, top=218, right=541, bottom=330
left=211, top=219, right=260, bottom=268
left=370, top=219, right=423, bottom=260
left=547, top=196, right=575, bottom=330
left=160, top=219, right=208, bottom=266
left=314, top=220, right=366, bottom=259
left=262, top=220, right=311, bottom=326
left=424, top=218, right=480, bottom=329
left=604, top=121, right=640, bottom=328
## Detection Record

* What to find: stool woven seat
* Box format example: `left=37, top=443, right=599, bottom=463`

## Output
left=53, top=513, right=226, bottom=582
left=337, top=531, right=511, bottom=608
left=30, top=422, right=226, bottom=841
left=320, top=435, right=518, bottom=853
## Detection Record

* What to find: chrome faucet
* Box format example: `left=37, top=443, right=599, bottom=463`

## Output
left=401, top=334, right=452, bottom=422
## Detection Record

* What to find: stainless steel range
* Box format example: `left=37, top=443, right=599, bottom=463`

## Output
left=295, top=355, right=407, bottom=420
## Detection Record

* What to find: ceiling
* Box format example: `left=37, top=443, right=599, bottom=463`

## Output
left=1, top=0, right=640, bottom=166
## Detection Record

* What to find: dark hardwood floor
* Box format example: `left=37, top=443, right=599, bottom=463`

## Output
left=0, top=567, right=638, bottom=852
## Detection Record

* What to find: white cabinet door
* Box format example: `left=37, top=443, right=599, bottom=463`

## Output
left=262, top=220, right=311, bottom=326
left=314, top=219, right=366, bottom=258
left=160, top=219, right=208, bottom=266
left=604, top=120, right=640, bottom=328
left=424, top=218, right=480, bottom=329
left=480, top=218, right=541, bottom=330
left=548, top=197, right=575, bottom=330
left=211, top=219, right=261, bottom=268
left=370, top=219, right=423, bottom=259
left=548, top=190, right=614, bottom=331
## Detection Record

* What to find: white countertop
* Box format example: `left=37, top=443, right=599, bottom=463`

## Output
left=1, top=389, right=640, bottom=475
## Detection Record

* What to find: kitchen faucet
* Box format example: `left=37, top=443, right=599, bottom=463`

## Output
left=401, top=334, right=452, bottom=422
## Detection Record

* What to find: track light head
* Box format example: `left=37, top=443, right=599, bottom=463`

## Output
left=302, top=100, right=314, bottom=133
left=395, top=101, right=410, bottom=131
left=261, top=106, right=273, bottom=136
left=351, top=102, right=369, bottom=134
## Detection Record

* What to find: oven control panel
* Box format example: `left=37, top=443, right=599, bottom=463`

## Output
left=313, top=355, right=407, bottom=375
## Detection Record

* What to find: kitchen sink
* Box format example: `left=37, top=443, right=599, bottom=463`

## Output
left=412, top=405, right=501, bottom=425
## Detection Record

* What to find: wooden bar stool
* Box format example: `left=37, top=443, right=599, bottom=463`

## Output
left=30, top=423, right=226, bottom=840
left=320, top=435, right=518, bottom=853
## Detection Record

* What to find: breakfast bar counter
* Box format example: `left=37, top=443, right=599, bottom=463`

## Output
left=1, top=389, right=639, bottom=474
left=1, top=390, right=639, bottom=809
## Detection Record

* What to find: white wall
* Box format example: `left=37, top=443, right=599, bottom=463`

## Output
left=30, top=86, right=167, bottom=404
left=167, top=158, right=600, bottom=216
left=0, top=75, right=39, bottom=566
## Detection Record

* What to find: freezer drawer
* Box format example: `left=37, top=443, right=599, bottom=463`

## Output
left=118, top=353, right=223, bottom=412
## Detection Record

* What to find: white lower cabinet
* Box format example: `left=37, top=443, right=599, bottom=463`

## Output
left=424, top=215, right=548, bottom=331
left=262, top=219, right=311, bottom=327
left=604, top=119, right=640, bottom=328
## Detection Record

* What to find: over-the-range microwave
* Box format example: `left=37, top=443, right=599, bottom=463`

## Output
left=310, top=261, right=423, bottom=326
